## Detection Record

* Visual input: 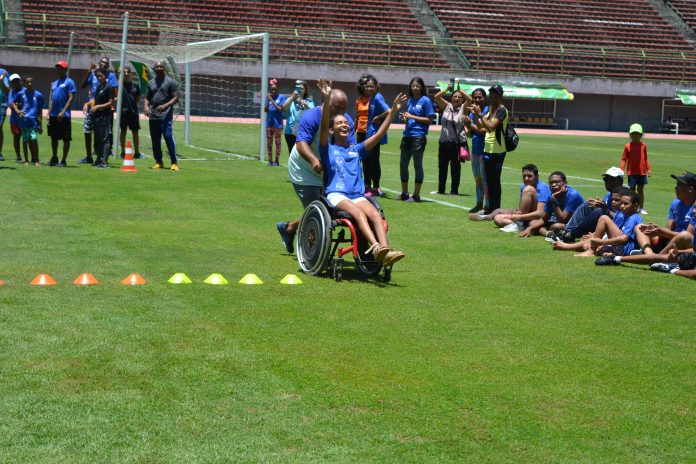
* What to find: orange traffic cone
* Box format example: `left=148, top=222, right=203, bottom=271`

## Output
left=121, top=140, right=137, bottom=172
left=31, top=274, right=57, bottom=286
left=74, top=273, right=99, bottom=285
left=122, top=273, right=147, bottom=285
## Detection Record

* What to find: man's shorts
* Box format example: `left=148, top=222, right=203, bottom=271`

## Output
left=48, top=116, right=72, bottom=141
left=0, top=104, right=7, bottom=126
left=10, top=123, right=21, bottom=136
left=21, top=127, right=38, bottom=142
left=292, top=183, right=323, bottom=208
left=120, top=111, right=140, bottom=131
left=628, top=175, right=648, bottom=188
left=83, top=110, right=94, bottom=134
left=326, top=192, right=368, bottom=208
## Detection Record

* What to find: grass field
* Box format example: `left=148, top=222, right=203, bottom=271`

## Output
left=0, top=122, right=694, bottom=462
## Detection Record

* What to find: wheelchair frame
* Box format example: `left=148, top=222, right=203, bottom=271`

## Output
left=296, top=197, right=392, bottom=282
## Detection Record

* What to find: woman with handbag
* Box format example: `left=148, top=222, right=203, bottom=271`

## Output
left=433, top=81, right=472, bottom=195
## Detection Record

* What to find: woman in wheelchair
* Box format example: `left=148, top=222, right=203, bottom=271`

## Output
left=318, top=78, right=408, bottom=267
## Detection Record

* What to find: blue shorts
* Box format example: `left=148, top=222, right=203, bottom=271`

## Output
left=0, top=105, right=7, bottom=126
left=628, top=175, right=648, bottom=187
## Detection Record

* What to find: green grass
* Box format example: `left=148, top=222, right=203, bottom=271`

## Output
left=0, top=125, right=694, bottom=462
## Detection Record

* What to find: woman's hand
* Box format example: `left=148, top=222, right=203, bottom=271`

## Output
left=317, top=78, right=332, bottom=102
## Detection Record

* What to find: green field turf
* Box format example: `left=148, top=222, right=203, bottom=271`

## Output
left=0, top=123, right=694, bottom=463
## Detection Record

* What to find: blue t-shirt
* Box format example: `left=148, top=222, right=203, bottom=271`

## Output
left=49, top=77, right=77, bottom=118
left=8, top=88, right=23, bottom=125
left=19, top=89, right=44, bottom=129
left=266, top=94, right=286, bottom=129
left=469, top=105, right=489, bottom=155
left=367, top=92, right=390, bottom=144
left=284, top=97, right=314, bottom=135
left=613, top=211, right=643, bottom=255
left=403, top=95, right=434, bottom=138
left=319, top=141, right=368, bottom=199
left=668, top=199, right=693, bottom=233
left=519, top=180, right=551, bottom=204
left=296, top=106, right=356, bottom=151
left=87, top=71, right=118, bottom=99
left=545, top=186, right=584, bottom=222
left=0, top=68, right=9, bottom=105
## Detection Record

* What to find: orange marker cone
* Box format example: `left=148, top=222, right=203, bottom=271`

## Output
left=31, top=274, right=57, bottom=286
left=121, top=140, right=137, bottom=172
left=0, top=279, right=5, bottom=286
left=73, top=273, right=99, bottom=285
left=122, top=273, right=147, bottom=285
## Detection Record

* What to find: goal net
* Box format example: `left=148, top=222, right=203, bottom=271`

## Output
left=95, top=17, right=269, bottom=161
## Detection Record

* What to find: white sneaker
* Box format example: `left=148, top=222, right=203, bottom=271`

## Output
left=640, top=208, right=648, bottom=215
left=629, top=249, right=643, bottom=256
left=545, top=231, right=559, bottom=242
left=650, top=263, right=678, bottom=273
left=500, top=221, right=523, bottom=233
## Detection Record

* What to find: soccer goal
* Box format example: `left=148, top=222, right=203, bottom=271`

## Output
left=94, top=13, right=269, bottom=161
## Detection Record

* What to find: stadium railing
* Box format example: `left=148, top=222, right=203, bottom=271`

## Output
left=4, top=11, right=696, bottom=82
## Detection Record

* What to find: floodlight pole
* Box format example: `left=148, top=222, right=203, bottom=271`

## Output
left=113, top=11, right=129, bottom=159
left=259, top=32, right=269, bottom=161
left=185, top=61, right=191, bottom=145
left=66, top=32, right=74, bottom=76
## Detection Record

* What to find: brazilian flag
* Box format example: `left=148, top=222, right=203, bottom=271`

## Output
left=130, top=61, right=154, bottom=95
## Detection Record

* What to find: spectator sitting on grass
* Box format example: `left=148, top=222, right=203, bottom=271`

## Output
left=472, top=164, right=550, bottom=234
left=555, top=167, right=624, bottom=243
left=552, top=188, right=642, bottom=256
left=520, top=171, right=584, bottom=239
left=632, top=172, right=696, bottom=255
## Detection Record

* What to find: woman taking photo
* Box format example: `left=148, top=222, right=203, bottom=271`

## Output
left=433, top=80, right=471, bottom=196
left=399, top=77, right=434, bottom=202
left=283, top=79, right=314, bottom=154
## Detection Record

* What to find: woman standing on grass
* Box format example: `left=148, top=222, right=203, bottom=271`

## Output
left=433, top=80, right=471, bottom=196
left=283, top=80, right=313, bottom=154
left=364, top=74, right=389, bottom=197
left=465, top=88, right=490, bottom=213
left=399, top=77, right=435, bottom=202
left=472, top=85, right=508, bottom=214
left=264, top=79, right=286, bottom=166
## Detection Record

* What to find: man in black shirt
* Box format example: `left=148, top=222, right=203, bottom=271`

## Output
left=119, top=66, right=142, bottom=159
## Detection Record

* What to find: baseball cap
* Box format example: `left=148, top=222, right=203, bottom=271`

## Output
left=671, top=171, right=696, bottom=187
left=489, top=84, right=504, bottom=96
left=55, top=60, right=68, bottom=69
left=628, top=123, right=643, bottom=134
left=9, top=73, right=20, bottom=82
left=603, top=166, right=624, bottom=178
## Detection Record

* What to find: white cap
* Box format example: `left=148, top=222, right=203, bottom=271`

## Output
left=603, top=166, right=624, bottom=178
left=9, top=73, right=20, bottom=81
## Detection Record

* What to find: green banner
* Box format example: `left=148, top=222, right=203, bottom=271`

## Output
left=130, top=61, right=153, bottom=95
left=676, top=90, right=696, bottom=105
left=436, top=79, right=574, bottom=100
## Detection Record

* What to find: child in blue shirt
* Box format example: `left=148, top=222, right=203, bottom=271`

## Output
left=555, top=188, right=642, bottom=256
left=317, top=78, right=407, bottom=267
left=525, top=171, right=584, bottom=238
left=15, top=76, right=44, bottom=166
left=264, top=79, right=287, bottom=166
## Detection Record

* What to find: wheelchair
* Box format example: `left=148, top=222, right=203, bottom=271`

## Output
left=296, top=196, right=392, bottom=282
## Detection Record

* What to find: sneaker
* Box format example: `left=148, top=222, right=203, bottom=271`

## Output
left=500, top=221, right=523, bottom=233
left=170, top=163, right=179, bottom=171
left=545, top=231, right=559, bottom=242
left=430, top=191, right=445, bottom=195
left=366, top=243, right=390, bottom=262
left=134, top=152, right=146, bottom=159
left=120, top=152, right=125, bottom=159
left=93, top=162, right=109, bottom=168
left=375, top=188, right=383, bottom=196
left=407, top=195, right=421, bottom=203
left=150, top=163, right=163, bottom=169
left=0, top=153, right=4, bottom=161
left=399, top=193, right=410, bottom=201
left=469, top=212, right=491, bottom=221
left=274, top=161, right=280, bottom=166
left=276, top=222, right=294, bottom=253
left=595, top=255, right=619, bottom=266
left=15, top=158, right=23, bottom=163
left=469, top=204, right=483, bottom=213
left=640, top=208, right=648, bottom=215
left=650, top=262, right=678, bottom=273
left=449, top=191, right=459, bottom=196
left=364, top=190, right=373, bottom=198
left=559, top=229, right=575, bottom=243
left=78, top=157, right=94, bottom=165
left=382, top=249, right=406, bottom=267
left=48, top=158, right=59, bottom=167
left=57, top=161, right=67, bottom=168
left=629, top=249, right=643, bottom=256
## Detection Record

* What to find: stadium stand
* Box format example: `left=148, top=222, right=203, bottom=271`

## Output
left=668, top=0, right=696, bottom=29
left=19, top=0, right=450, bottom=69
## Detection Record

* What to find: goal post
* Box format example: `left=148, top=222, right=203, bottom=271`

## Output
left=97, top=14, right=270, bottom=161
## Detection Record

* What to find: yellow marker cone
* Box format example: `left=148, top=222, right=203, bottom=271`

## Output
left=239, top=273, right=263, bottom=285
left=204, top=273, right=228, bottom=285
left=31, top=273, right=57, bottom=286
left=280, top=274, right=303, bottom=285
left=168, top=272, right=192, bottom=284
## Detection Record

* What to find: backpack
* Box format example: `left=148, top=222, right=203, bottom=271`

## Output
left=493, top=106, right=519, bottom=152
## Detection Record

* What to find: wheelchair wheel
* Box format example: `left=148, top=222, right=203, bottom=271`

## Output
left=296, top=200, right=332, bottom=276
left=355, top=236, right=383, bottom=277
